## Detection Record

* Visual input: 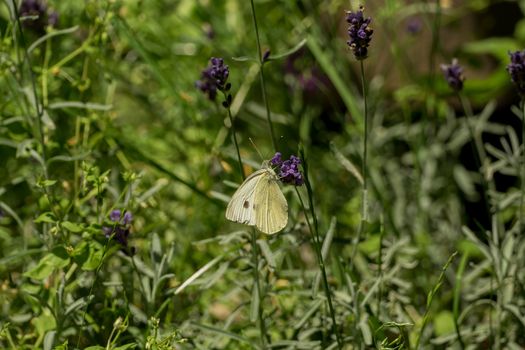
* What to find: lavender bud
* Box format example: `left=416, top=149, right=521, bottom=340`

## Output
left=507, top=50, right=525, bottom=96
left=345, top=6, right=374, bottom=60
left=196, top=57, right=231, bottom=102
left=271, top=152, right=304, bottom=186
left=440, top=58, right=465, bottom=92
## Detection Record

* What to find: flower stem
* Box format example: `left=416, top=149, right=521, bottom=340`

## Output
left=296, top=151, right=343, bottom=349
left=518, top=100, right=525, bottom=232
left=350, top=60, right=369, bottom=263
left=360, top=60, right=368, bottom=221
left=251, top=228, right=268, bottom=348
left=428, top=0, right=441, bottom=111
left=223, top=92, right=245, bottom=180
left=249, top=0, right=277, bottom=151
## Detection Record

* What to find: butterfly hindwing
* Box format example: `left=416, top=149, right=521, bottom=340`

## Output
left=254, top=170, right=288, bottom=234
left=225, top=169, right=266, bottom=226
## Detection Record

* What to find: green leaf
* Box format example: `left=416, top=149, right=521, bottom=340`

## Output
left=43, top=331, right=56, bottom=350
left=61, top=221, right=84, bottom=233
left=64, top=296, right=90, bottom=316
left=31, top=310, right=56, bottom=337
left=72, top=241, right=104, bottom=271
left=114, top=343, right=137, bottom=350
left=34, top=212, right=57, bottom=224
left=151, top=232, right=162, bottom=266
left=463, top=37, right=519, bottom=62
left=53, top=340, right=69, bottom=350
left=359, top=234, right=381, bottom=255
left=266, top=38, right=307, bottom=61
left=24, top=246, right=70, bottom=280
left=231, top=55, right=256, bottom=62
left=37, top=179, right=57, bottom=188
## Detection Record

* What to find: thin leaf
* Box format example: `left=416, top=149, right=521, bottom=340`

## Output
left=174, top=255, right=224, bottom=294
left=294, top=299, right=323, bottom=330
left=191, top=322, right=260, bottom=349
left=48, top=101, right=113, bottom=111
left=266, top=38, right=307, bottom=61
left=330, top=142, right=364, bottom=185
left=28, top=26, right=79, bottom=53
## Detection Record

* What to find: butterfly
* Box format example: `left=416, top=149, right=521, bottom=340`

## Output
left=225, top=162, right=288, bottom=234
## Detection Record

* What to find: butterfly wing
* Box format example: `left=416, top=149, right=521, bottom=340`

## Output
left=254, top=170, right=288, bottom=234
left=225, top=169, right=266, bottom=226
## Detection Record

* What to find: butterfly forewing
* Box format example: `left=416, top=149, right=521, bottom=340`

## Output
left=253, top=170, right=288, bottom=234
left=225, top=169, right=266, bottom=225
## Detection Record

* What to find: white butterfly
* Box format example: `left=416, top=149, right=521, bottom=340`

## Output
left=225, top=162, right=288, bottom=234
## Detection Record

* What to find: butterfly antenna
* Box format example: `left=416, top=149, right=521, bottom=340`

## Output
left=249, top=137, right=265, bottom=162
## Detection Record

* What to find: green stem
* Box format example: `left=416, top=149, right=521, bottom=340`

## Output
left=453, top=252, right=468, bottom=349
left=251, top=228, right=268, bottom=348
left=249, top=0, right=277, bottom=151
left=350, top=60, right=369, bottom=263
left=76, top=236, right=113, bottom=348
left=223, top=93, right=245, bottom=180
left=360, top=60, right=368, bottom=221
left=428, top=0, right=441, bottom=118
left=518, top=100, right=525, bottom=232
left=415, top=252, right=457, bottom=349
left=296, top=155, right=343, bottom=349
left=376, top=217, right=384, bottom=317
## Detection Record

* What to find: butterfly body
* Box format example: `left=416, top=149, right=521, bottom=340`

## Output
left=225, top=165, right=288, bottom=234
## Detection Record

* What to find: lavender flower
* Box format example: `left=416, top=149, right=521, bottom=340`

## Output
left=271, top=152, right=282, bottom=166
left=104, top=210, right=134, bottom=255
left=406, top=18, right=422, bottom=35
left=441, top=59, right=465, bottom=92
left=196, top=57, right=231, bottom=103
left=110, top=209, right=121, bottom=222
left=271, top=152, right=304, bottom=186
left=123, top=212, right=133, bottom=225
left=19, top=0, right=57, bottom=32
left=507, top=50, right=525, bottom=96
left=346, top=6, right=374, bottom=60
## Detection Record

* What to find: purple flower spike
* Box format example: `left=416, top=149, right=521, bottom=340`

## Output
left=110, top=209, right=121, bottom=222
left=271, top=152, right=304, bottom=186
left=196, top=57, right=231, bottom=101
left=123, top=211, right=133, bottom=225
left=346, top=6, right=374, bottom=60
left=19, top=0, right=58, bottom=32
left=441, top=59, right=465, bottom=92
left=271, top=152, right=282, bottom=166
left=103, top=209, right=134, bottom=255
left=507, top=50, right=525, bottom=96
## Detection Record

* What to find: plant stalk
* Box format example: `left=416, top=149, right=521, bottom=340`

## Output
left=249, top=0, right=277, bottom=151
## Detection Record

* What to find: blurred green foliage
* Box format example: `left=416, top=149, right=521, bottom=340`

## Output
left=1, top=0, right=525, bottom=349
